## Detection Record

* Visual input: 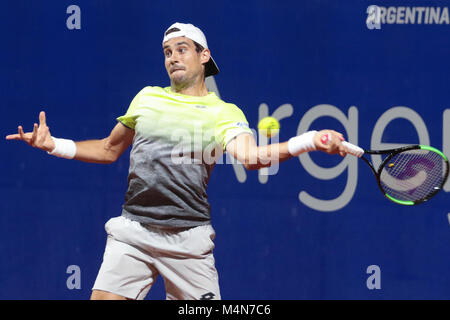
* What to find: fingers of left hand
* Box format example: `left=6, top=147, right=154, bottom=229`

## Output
left=30, top=124, right=38, bottom=145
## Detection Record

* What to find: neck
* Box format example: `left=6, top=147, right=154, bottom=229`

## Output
left=171, top=78, right=208, bottom=97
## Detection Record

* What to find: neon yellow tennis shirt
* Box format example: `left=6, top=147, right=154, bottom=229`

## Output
left=117, top=86, right=253, bottom=228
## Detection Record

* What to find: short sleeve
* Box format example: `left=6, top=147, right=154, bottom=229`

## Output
left=215, top=103, right=253, bottom=150
left=116, top=89, right=145, bottom=129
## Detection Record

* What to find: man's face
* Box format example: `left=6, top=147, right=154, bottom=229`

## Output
left=163, top=36, right=209, bottom=86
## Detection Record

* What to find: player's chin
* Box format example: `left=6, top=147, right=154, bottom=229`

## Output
left=170, top=72, right=187, bottom=84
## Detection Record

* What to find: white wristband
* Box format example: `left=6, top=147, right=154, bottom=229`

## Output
left=47, top=137, right=77, bottom=159
left=288, top=130, right=317, bottom=156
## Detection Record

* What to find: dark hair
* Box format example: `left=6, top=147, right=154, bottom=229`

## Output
left=165, top=27, right=180, bottom=36
left=193, top=41, right=204, bottom=53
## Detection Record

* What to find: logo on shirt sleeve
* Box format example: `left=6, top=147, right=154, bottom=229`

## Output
left=234, top=122, right=249, bottom=128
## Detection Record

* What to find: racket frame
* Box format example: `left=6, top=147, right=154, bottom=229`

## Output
left=360, top=145, right=449, bottom=205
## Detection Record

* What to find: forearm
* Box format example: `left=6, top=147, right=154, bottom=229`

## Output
left=6, top=113, right=133, bottom=163
left=47, top=123, right=134, bottom=163
left=228, top=131, right=319, bottom=171
left=73, top=139, right=118, bottom=164
left=244, top=142, right=292, bottom=170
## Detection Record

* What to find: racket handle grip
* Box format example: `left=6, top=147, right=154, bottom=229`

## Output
left=342, top=141, right=365, bottom=157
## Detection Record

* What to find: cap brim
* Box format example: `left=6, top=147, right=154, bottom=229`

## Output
left=205, top=56, right=219, bottom=77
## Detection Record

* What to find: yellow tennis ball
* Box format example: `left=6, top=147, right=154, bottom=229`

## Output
left=258, top=116, right=280, bottom=138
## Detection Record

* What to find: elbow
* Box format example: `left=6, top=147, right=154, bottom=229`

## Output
left=240, top=154, right=268, bottom=171
left=240, top=155, right=258, bottom=170
left=102, top=138, right=121, bottom=164
left=242, top=157, right=266, bottom=170
left=104, top=153, right=119, bottom=164
left=243, top=162, right=260, bottom=170
left=101, top=150, right=120, bottom=164
left=233, top=148, right=268, bottom=170
left=242, top=156, right=274, bottom=170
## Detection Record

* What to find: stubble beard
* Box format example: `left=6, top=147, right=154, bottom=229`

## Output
left=170, top=70, right=203, bottom=92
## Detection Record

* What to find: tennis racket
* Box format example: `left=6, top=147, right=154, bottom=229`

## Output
left=342, top=141, right=449, bottom=205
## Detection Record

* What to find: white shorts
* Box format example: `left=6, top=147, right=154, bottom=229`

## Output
left=92, top=216, right=221, bottom=300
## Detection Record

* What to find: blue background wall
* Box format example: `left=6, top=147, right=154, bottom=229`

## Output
left=1, top=0, right=449, bottom=299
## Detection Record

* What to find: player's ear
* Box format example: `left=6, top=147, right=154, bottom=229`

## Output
left=200, top=48, right=211, bottom=65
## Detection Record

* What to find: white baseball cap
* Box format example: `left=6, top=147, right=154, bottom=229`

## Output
left=163, top=22, right=219, bottom=77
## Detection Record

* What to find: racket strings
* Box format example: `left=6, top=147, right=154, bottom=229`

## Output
left=380, top=150, right=446, bottom=202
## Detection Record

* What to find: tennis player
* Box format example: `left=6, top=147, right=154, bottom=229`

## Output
left=6, top=22, right=348, bottom=300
